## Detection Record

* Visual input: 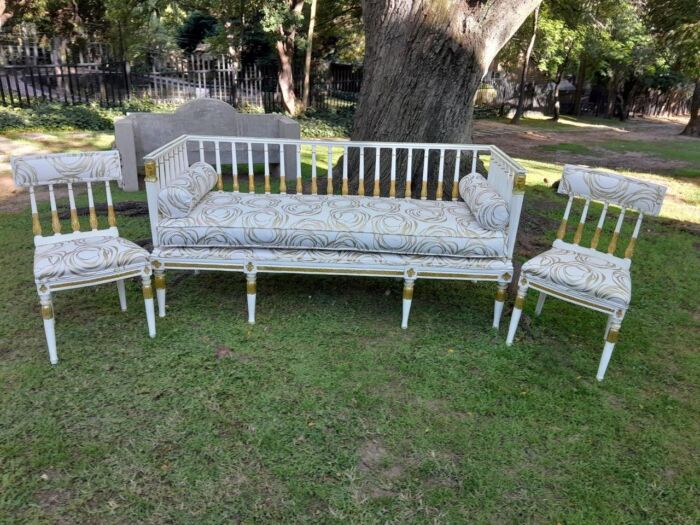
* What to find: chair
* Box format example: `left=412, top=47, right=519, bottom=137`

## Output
left=505, top=165, right=666, bottom=381
left=12, top=151, right=156, bottom=364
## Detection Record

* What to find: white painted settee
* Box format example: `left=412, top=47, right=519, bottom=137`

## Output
left=143, top=136, right=526, bottom=328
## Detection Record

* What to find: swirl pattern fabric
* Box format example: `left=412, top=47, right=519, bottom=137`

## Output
left=458, top=173, right=510, bottom=231
left=522, top=247, right=631, bottom=307
left=158, top=192, right=508, bottom=258
left=12, top=151, right=122, bottom=187
left=34, top=236, right=150, bottom=284
left=158, top=162, right=218, bottom=219
left=560, top=165, right=666, bottom=216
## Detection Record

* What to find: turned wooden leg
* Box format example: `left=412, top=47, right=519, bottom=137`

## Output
left=506, top=282, right=528, bottom=346
left=39, top=292, right=57, bottom=365
left=597, top=314, right=624, bottom=381
left=117, top=279, right=127, bottom=312
left=535, top=292, right=547, bottom=316
left=401, top=278, right=415, bottom=329
left=154, top=270, right=166, bottom=318
left=246, top=273, right=256, bottom=324
left=142, top=275, right=156, bottom=338
left=493, top=283, right=507, bottom=329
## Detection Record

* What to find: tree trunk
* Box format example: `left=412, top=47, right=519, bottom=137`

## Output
left=275, top=0, right=305, bottom=116
left=512, top=6, right=539, bottom=125
left=573, top=60, right=586, bottom=117
left=302, top=0, right=317, bottom=111
left=353, top=0, right=541, bottom=144
left=681, top=79, right=700, bottom=137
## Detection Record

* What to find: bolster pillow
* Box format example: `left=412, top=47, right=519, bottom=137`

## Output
left=158, top=162, right=218, bottom=219
left=458, top=172, right=510, bottom=231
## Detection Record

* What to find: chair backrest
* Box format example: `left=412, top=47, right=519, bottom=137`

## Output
left=11, top=150, right=123, bottom=244
left=554, top=164, right=666, bottom=261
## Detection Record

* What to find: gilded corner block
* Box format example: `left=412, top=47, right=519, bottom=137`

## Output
left=144, top=160, right=157, bottom=183
left=142, top=283, right=154, bottom=299
left=513, top=173, right=526, bottom=193
left=403, top=281, right=414, bottom=300
left=154, top=274, right=166, bottom=289
left=495, top=288, right=507, bottom=302
left=606, top=329, right=620, bottom=343
left=41, top=303, right=54, bottom=319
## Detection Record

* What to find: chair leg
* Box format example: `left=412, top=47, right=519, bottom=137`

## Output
left=597, top=316, right=623, bottom=381
left=506, top=283, right=528, bottom=346
left=493, top=283, right=507, bottom=329
left=246, top=273, right=257, bottom=324
left=535, top=292, right=547, bottom=316
left=154, top=270, right=166, bottom=318
left=142, top=275, right=156, bottom=338
left=117, top=279, right=127, bottom=312
left=401, top=278, right=415, bottom=329
left=39, top=293, right=57, bottom=365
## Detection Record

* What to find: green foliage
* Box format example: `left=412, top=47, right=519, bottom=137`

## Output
left=297, top=107, right=353, bottom=138
left=176, top=11, right=218, bottom=53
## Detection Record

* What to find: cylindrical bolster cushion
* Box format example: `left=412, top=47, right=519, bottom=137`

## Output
left=458, top=172, right=510, bottom=231
left=158, top=162, right=218, bottom=219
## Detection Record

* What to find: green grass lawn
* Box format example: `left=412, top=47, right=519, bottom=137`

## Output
left=1, top=149, right=699, bottom=523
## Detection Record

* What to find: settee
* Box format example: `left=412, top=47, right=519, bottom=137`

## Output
left=143, top=135, right=526, bottom=327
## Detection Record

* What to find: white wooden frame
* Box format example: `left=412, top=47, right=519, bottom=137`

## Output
left=505, top=165, right=667, bottom=381
left=144, top=135, right=526, bottom=329
left=11, top=151, right=156, bottom=364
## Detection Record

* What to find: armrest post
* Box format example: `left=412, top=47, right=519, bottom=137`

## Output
left=144, top=160, right=160, bottom=247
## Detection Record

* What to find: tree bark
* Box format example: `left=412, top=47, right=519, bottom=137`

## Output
left=302, top=0, right=317, bottom=111
left=681, top=79, right=700, bottom=137
left=512, top=6, right=539, bottom=125
left=275, top=0, right=304, bottom=116
left=573, top=60, right=586, bottom=117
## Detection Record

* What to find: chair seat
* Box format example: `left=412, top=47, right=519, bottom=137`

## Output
left=34, top=236, right=150, bottom=285
left=158, top=192, right=508, bottom=258
left=521, top=247, right=631, bottom=307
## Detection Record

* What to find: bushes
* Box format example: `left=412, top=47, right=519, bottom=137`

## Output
left=298, top=107, right=353, bottom=138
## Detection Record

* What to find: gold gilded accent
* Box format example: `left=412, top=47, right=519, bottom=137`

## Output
left=107, top=205, right=116, bottom=227
left=418, top=271, right=497, bottom=280
left=51, top=270, right=141, bottom=290
left=142, top=283, right=154, bottom=300
left=420, top=181, right=427, bottom=200
left=405, top=180, right=411, bottom=199
left=154, top=274, right=166, bottom=290
left=41, top=303, right=53, bottom=320
left=389, top=180, right=396, bottom=198
left=265, top=175, right=271, bottom=194
left=246, top=280, right=256, bottom=295
left=573, top=222, right=584, bottom=245
left=624, top=237, right=636, bottom=259
left=342, top=178, right=349, bottom=196
left=248, top=174, right=255, bottom=193
left=233, top=174, right=240, bottom=193
left=606, top=329, right=619, bottom=343
left=528, top=282, right=615, bottom=314
left=403, top=282, right=414, bottom=300
left=152, top=260, right=162, bottom=269
left=607, top=232, right=619, bottom=254
left=51, top=210, right=61, bottom=234
left=436, top=181, right=443, bottom=200
left=358, top=179, right=365, bottom=196
left=406, top=268, right=416, bottom=278
left=216, top=174, right=224, bottom=191
left=246, top=262, right=254, bottom=272
left=556, top=219, right=567, bottom=240
left=590, top=227, right=602, bottom=250
left=311, top=175, right=318, bottom=195
left=296, top=177, right=303, bottom=195
left=502, top=272, right=512, bottom=281
left=495, top=288, right=507, bottom=302
left=70, top=209, right=80, bottom=232
left=32, top=213, right=42, bottom=236
left=89, top=207, right=98, bottom=230
left=514, top=295, right=525, bottom=309
left=451, top=180, right=458, bottom=201
left=373, top=178, right=380, bottom=197
left=167, top=262, right=244, bottom=271
left=257, top=265, right=403, bottom=277
left=327, top=175, right=333, bottom=195
left=39, top=285, right=48, bottom=293
left=280, top=175, right=287, bottom=194
left=513, top=173, right=526, bottom=192
left=144, top=160, right=157, bottom=182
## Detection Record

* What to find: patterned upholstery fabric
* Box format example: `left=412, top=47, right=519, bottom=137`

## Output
left=34, top=236, right=150, bottom=284
left=12, top=151, right=122, bottom=187
left=560, top=165, right=666, bottom=216
left=153, top=246, right=512, bottom=271
left=158, top=162, right=218, bottom=219
left=458, top=173, right=510, bottom=231
left=158, top=192, right=508, bottom=258
left=522, top=246, right=631, bottom=307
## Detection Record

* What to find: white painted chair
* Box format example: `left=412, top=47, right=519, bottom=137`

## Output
left=12, top=151, right=156, bottom=365
left=506, top=165, right=666, bottom=381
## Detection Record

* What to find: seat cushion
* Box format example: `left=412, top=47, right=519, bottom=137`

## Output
left=522, top=247, right=631, bottom=307
left=34, top=236, right=149, bottom=284
left=158, top=192, right=508, bottom=258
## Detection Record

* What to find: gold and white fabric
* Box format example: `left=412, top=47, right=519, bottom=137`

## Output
left=158, top=192, right=508, bottom=258
left=12, top=150, right=156, bottom=365
left=459, top=172, right=510, bottom=231
left=157, top=161, right=218, bottom=219
left=506, top=164, right=666, bottom=381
